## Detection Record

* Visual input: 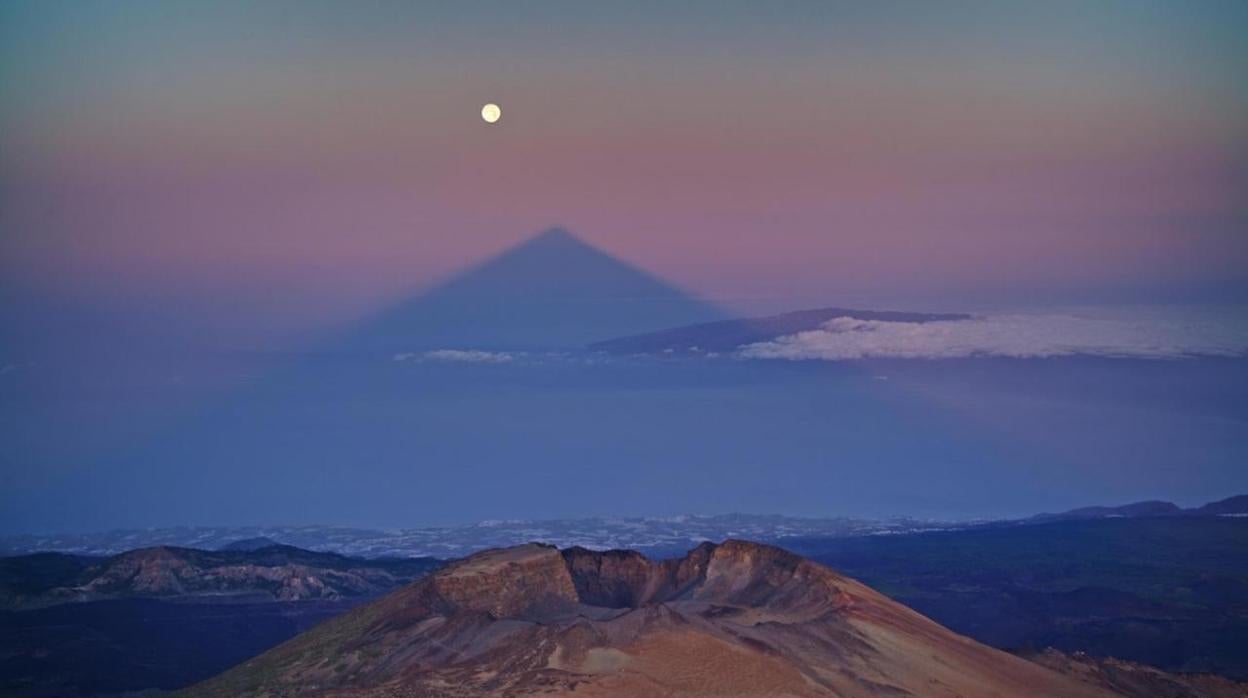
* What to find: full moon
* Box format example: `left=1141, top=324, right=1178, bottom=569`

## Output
left=481, top=103, right=501, bottom=124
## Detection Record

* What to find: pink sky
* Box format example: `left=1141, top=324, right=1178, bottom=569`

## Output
left=3, top=2, right=1245, bottom=338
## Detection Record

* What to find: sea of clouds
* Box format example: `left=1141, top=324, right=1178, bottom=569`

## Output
left=394, top=349, right=516, bottom=363
left=385, top=307, right=1248, bottom=364
left=738, top=308, right=1248, bottom=361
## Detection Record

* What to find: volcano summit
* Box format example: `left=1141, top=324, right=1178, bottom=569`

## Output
left=183, top=540, right=1186, bottom=697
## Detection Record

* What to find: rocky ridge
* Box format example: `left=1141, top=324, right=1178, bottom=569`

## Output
left=0, top=544, right=441, bottom=610
left=183, top=540, right=1169, bottom=697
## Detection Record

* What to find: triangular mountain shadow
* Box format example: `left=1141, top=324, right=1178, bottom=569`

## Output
left=61, top=228, right=731, bottom=529
left=338, top=227, right=725, bottom=352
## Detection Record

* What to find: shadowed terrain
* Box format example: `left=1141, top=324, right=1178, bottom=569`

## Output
left=787, top=516, right=1248, bottom=680
left=1, top=544, right=440, bottom=610
left=0, top=545, right=442, bottom=696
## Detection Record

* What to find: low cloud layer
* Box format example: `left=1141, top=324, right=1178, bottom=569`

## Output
left=739, top=312, right=1248, bottom=361
left=394, top=349, right=516, bottom=364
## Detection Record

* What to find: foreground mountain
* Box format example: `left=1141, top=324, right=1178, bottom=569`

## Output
left=9, top=523, right=1245, bottom=697
left=589, top=306, right=970, bottom=355
left=187, top=540, right=1166, bottom=698
left=0, top=544, right=441, bottom=610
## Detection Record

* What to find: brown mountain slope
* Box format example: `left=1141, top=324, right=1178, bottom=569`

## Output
left=181, top=541, right=1165, bottom=697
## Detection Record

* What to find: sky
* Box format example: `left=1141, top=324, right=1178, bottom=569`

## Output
left=3, top=0, right=1247, bottom=342
left=1, top=2, right=1247, bottom=534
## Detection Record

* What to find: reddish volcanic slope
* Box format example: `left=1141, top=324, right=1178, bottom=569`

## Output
left=183, top=541, right=1155, bottom=697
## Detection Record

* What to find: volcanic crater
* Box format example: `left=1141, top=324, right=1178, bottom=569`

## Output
left=186, top=540, right=1137, bottom=697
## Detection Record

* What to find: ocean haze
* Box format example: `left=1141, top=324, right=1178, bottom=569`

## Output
left=3, top=230, right=1245, bottom=534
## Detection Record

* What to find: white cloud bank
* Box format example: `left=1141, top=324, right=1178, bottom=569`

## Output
left=394, top=349, right=516, bottom=363
left=738, top=312, right=1248, bottom=361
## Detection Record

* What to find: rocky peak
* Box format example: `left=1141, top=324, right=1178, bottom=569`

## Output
left=87, top=546, right=194, bottom=595
left=696, top=539, right=854, bottom=615
left=189, top=539, right=1131, bottom=698
left=421, top=538, right=845, bottom=618
left=428, top=543, right=578, bottom=617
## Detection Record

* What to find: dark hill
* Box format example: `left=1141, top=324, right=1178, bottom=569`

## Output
left=589, top=306, right=970, bottom=355
left=1028, top=499, right=1183, bottom=522
left=218, top=536, right=281, bottom=551
left=0, top=544, right=441, bottom=610
left=1195, top=495, right=1248, bottom=516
